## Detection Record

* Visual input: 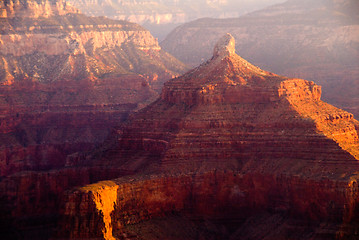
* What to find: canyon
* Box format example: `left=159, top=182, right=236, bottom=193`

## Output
left=67, top=0, right=286, bottom=24
left=161, top=0, right=359, bottom=118
left=0, top=0, right=186, bottom=238
left=59, top=34, right=359, bottom=239
left=0, top=1, right=186, bottom=88
left=0, top=1, right=358, bottom=239
left=67, top=0, right=286, bottom=40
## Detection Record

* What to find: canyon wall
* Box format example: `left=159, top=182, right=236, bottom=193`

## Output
left=61, top=171, right=359, bottom=240
left=0, top=0, right=79, bottom=19
left=161, top=0, right=359, bottom=118
left=0, top=0, right=186, bottom=178
left=67, top=0, right=285, bottom=25
left=0, top=1, right=187, bottom=238
left=58, top=34, right=359, bottom=239
left=0, top=13, right=185, bottom=86
left=67, top=0, right=286, bottom=40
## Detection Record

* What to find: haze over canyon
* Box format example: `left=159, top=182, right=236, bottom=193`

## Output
left=0, top=0, right=358, bottom=240
left=0, top=0, right=185, bottom=238
left=67, top=0, right=286, bottom=39
left=61, top=33, right=359, bottom=240
left=161, top=0, right=359, bottom=119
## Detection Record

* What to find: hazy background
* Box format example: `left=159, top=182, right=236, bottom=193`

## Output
left=68, top=0, right=287, bottom=39
left=66, top=0, right=359, bottom=116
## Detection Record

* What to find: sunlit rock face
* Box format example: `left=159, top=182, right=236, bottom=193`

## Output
left=0, top=1, right=186, bottom=88
left=60, top=34, right=359, bottom=240
left=0, top=0, right=187, bottom=238
left=0, top=0, right=79, bottom=19
left=0, top=0, right=186, bottom=177
left=161, top=0, right=359, bottom=118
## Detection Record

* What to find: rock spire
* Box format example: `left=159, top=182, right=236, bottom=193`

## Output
left=60, top=34, right=359, bottom=240
left=213, top=33, right=236, bottom=58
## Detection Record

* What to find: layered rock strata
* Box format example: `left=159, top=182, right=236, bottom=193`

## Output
left=0, top=0, right=79, bottom=19
left=161, top=0, right=359, bottom=118
left=68, top=0, right=282, bottom=24
left=0, top=0, right=186, bottom=238
left=0, top=0, right=186, bottom=178
left=62, top=171, right=359, bottom=240
left=0, top=9, right=186, bottom=87
left=60, top=34, right=359, bottom=239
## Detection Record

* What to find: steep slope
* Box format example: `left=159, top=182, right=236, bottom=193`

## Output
left=60, top=34, right=359, bottom=240
left=0, top=0, right=187, bottom=177
left=161, top=0, right=359, bottom=118
left=0, top=1, right=187, bottom=238
left=0, top=1, right=186, bottom=88
left=0, top=0, right=79, bottom=18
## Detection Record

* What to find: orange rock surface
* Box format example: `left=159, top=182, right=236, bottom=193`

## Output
left=0, top=0, right=79, bottom=18
left=0, top=0, right=186, bottom=177
left=0, top=1, right=187, bottom=238
left=161, top=0, right=359, bottom=118
left=60, top=34, right=359, bottom=239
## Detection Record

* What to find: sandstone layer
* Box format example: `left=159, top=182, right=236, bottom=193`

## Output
left=60, top=34, right=359, bottom=240
left=161, top=0, right=359, bottom=118
left=0, top=7, right=186, bottom=88
left=0, top=1, right=187, bottom=238
left=0, top=0, right=79, bottom=19
left=0, top=0, right=186, bottom=178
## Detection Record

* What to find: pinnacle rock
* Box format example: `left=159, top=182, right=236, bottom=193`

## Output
left=213, top=33, right=236, bottom=58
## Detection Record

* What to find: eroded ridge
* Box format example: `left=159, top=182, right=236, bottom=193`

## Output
left=60, top=34, right=359, bottom=239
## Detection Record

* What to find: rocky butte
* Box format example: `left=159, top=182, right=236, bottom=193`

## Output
left=161, top=0, right=359, bottom=119
left=59, top=34, right=359, bottom=239
left=0, top=0, right=186, bottom=238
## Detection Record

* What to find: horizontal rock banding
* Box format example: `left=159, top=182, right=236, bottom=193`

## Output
left=60, top=34, right=359, bottom=239
left=63, top=171, right=359, bottom=239
left=0, top=1, right=187, bottom=237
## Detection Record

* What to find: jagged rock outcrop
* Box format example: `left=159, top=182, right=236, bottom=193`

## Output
left=0, top=0, right=187, bottom=238
left=0, top=0, right=186, bottom=176
left=0, top=2, right=186, bottom=87
left=0, top=0, right=187, bottom=178
left=0, top=0, right=79, bottom=19
left=61, top=172, right=359, bottom=240
left=60, top=34, right=359, bottom=239
left=161, top=0, right=359, bottom=118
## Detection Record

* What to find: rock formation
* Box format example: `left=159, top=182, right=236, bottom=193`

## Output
left=68, top=0, right=285, bottom=22
left=0, top=0, right=79, bottom=19
left=0, top=1, right=186, bottom=88
left=59, top=34, right=359, bottom=240
left=0, top=0, right=187, bottom=178
left=0, top=0, right=187, bottom=238
left=0, top=0, right=187, bottom=176
left=66, top=0, right=285, bottom=40
left=161, top=0, right=359, bottom=118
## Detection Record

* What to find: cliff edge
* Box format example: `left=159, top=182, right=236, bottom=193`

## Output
left=60, top=34, right=359, bottom=240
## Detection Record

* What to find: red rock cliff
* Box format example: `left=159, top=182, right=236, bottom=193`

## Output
left=161, top=0, right=359, bottom=118
left=61, top=171, right=359, bottom=240
left=0, top=0, right=79, bottom=19
left=59, top=34, right=359, bottom=239
left=0, top=2, right=187, bottom=238
left=0, top=0, right=186, bottom=178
